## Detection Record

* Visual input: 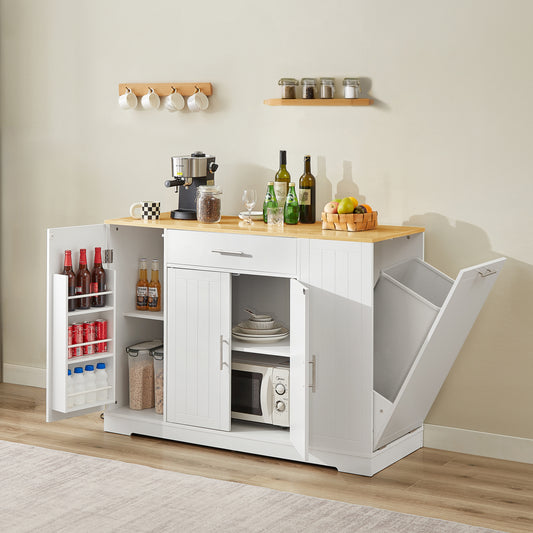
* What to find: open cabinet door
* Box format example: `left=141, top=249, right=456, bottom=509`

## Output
left=47, top=224, right=114, bottom=422
left=289, top=279, right=309, bottom=459
left=374, top=257, right=506, bottom=450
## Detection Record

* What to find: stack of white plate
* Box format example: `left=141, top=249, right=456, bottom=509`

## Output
left=232, top=314, right=289, bottom=343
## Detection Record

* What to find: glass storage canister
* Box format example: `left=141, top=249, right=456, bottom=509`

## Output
left=126, top=340, right=162, bottom=410
left=278, top=78, right=299, bottom=99
left=343, top=78, right=361, bottom=99
left=301, top=78, right=317, bottom=99
left=151, top=345, right=164, bottom=415
left=319, top=77, right=335, bottom=99
left=196, top=185, right=222, bottom=223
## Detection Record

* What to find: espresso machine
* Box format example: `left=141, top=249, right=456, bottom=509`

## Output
left=164, top=151, right=219, bottom=219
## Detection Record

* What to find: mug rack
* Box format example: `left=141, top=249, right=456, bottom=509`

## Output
left=118, top=83, right=213, bottom=97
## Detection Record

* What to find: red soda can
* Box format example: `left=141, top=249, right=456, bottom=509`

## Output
left=72, top=322, right=84, bottom=357
left=83, top=321, right=96, bottom=355
left=96, top=319, right=108, bottom=353
left=68, top=325, right=74, bottom=359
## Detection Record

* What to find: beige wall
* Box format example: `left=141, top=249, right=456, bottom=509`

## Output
left=1, top=0, right=532, bottom=439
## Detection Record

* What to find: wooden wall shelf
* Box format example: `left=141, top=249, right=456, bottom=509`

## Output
left=264, top=98, right=373, bottom=106
left=119, top=83, right=213, bottom=97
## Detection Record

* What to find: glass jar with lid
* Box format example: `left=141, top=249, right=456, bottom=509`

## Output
left=343, top=78, right=361, bottom=99
left=278, top=78, right=299, bottom=99
left=301, top=78, right=317, bottom=99
left=196, top=185, right=222, bottom=223
left=319, top=77, right=335, bottom=99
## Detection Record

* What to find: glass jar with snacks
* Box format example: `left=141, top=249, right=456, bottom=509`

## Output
left=196, top=185, right=222, bottom=223
left=278, top=78, right=299, bottom=99
left=319, top=77, right=335, bottom=99
left=301, top=78, right=317, bottom=99
left=343, top=78, right=361, bottom=99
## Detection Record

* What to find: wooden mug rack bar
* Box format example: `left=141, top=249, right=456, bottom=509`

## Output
left=118, top=83, right=213, bottom=97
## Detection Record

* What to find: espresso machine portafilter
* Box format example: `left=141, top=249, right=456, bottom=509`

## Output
left=164, top=151, right=219, bottom=220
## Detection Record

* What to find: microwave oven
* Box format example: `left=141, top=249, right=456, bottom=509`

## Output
left=231, top=354, right=290, bottom=427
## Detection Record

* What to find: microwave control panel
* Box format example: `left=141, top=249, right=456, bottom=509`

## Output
left=272, top=366, right=290, bottom=427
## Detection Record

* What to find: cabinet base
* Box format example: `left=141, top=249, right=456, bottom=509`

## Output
left=103, top=407, right=423, bottom=476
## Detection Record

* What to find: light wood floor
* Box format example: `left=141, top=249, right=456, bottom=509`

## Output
left=1, top=383, right=532, bottom=533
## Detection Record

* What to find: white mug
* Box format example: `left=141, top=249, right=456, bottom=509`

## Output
left=119, top=87, right=137, bottom=110
left=163, top=88, right=185, bottom=112
left=141, top=88, right=160, bottom=110
left=130, top=201, right=161, bottom=220
left=187, top=89, right=209, bottom=112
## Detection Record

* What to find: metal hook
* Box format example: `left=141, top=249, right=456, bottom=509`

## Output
left=194, top=86, right=200, bottom=94
left=170, top=86, right=176, bottom=94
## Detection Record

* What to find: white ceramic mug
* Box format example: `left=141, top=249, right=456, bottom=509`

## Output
left=141, top=88, right=160, bottom=110
left=187, top=89, right=209, bottom=112
left=163, top=88, right=185, bottom=112
left=130, top=201, right=161, bottom=220
left=119, top=87, right=137, bottom=110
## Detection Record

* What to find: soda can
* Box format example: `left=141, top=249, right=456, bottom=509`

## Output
left=83, top=321, right=96, bottom=356
left=72, top=322, right=84, bottom=357
left=96, top=319, right=108, bottom=353
left=68, top=325, right=74, bottom=359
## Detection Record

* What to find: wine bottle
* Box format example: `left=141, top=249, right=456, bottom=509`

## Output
left=75, top=249, right=91, bottom=309
left=148, top=259, right=161, bottom=312
left=136, top=258, right=148, bottom=311
left=90, top=247, right=106, bottom=307
left=274, top=150, right=290, bottom=208
left=62, top=250, right=76, bottom=312
left=262, top=182, right=278, bottom=223
left=298, top=155, right=316, bottom=224
left=284, top=182, right=299, bottom=225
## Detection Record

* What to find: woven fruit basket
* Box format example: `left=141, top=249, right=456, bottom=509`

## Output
left=321, top=211, right=378, bottom=232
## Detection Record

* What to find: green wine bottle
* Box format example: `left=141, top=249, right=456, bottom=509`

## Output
left=274, top=150, right=290, bottom=208
left=262, top=181, right=278, bottom=223
left=298, top=155, right=316, bottom=224
left=284, top=182, right=299, bottom=224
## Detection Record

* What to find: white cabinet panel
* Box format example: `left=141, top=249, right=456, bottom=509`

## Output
left=166, top=268, right=231, bottom=431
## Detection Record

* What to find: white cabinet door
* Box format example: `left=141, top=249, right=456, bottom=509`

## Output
left=46, top=224, right=115, bottom=422
left=166, top=267, right=232, bottom=431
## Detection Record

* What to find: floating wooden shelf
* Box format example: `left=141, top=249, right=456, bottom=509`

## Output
left=119, top=83, right=212, bottom=97
left=264, top=98, right=373, bottom=106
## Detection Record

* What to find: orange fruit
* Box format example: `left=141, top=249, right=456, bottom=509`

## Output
left=360, top=204, right=372, bottom=212
left=348, top=196, right=358, bottom=208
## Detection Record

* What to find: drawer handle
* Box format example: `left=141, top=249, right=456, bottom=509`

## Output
left=212, top=249, right=247, bottom=257
left=309, top=355, right=317, bottom=393
left=478, top=268, right=497, bottom=278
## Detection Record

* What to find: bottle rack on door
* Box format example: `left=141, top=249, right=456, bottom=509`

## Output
left=51, top=269, right=116, bottom=413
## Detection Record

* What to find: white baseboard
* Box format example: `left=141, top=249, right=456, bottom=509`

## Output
left=424, top=424, right=533, bottom=465
left=3, top=364, right=46, bottom=389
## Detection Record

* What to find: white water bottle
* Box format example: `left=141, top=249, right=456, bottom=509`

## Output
left=66, top=369, right=74, bottom=408
left=95, top=362, right=109, bottom=402
left=73, top=367, right=85, bottom=406
left=84, top=364, right=97, bottom=404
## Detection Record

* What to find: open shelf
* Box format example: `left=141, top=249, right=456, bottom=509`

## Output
left=124, top=310, right=164, bottom=321
left=264, top=98, right=373, bottom=106
left=231, top=336, right=290, bottom=357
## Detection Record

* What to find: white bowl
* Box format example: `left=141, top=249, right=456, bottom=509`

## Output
left=244, top=319, right=275, bottom=330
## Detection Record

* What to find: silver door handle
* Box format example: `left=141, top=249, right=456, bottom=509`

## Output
left=219, top=335, right=229, bottom=370
left=478, top=268, right=497, bottom=277
left=212, top=249, right=246, bottom=256
left=309, top=355, right=317, bottom=392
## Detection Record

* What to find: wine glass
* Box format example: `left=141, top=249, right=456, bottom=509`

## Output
left=242, top=189, right=257, bottom=224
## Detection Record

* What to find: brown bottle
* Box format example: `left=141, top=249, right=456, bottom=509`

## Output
left=76, top=249, right=91, bottom=309
left=91, top=247, right=106, bottom=307
left=136, top=258, right=148, bottom=311
left=62, top=250, right=77, bottom=312
left=148, top=259, right=161, bottom=312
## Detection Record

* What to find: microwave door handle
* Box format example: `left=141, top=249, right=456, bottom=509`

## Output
left=261, top=370, right=273, bottom=424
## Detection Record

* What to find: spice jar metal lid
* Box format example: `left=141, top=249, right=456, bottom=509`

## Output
left=301, top=78, right=317, bottom=86
left=343, top=77, right=361, bottom=86
left=278, top=78, right=299, bottom=86
left=320, top=77, right=335, bottom=86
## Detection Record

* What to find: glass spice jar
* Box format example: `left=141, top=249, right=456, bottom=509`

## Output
left=343, top=78, right=361, bottom=99
left=301, top=78, right=317, bottom=99
left=278, top=78, right=299, bottom=99
left=319, top=77, right=335, bottom=99
left=196, top=185, right=222, bottom=223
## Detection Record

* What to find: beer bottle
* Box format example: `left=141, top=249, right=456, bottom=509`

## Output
left=75, top=249, right=91, bottom=309
left=91, top=247, right=106, bottom=307
left=136, top=258, right=149, bottom=311
left=62, top=250, right=76, bottom=312
left=298, top=155, right=316, bottom=224
left=148, top=259, right=161, bottom=312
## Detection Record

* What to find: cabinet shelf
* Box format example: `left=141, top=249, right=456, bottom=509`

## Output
left=67, top=352, right=114, bottom=365
left=68, top=305, right=113, bottom=317
left=231, top=336, right=290, bottom=357
left=123, top=310, right=164, bottom=321
left=264, top=98, right=373, bottom=106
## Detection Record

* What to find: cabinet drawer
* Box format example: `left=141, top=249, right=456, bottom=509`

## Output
left=165, top=230, right=297, bottom=276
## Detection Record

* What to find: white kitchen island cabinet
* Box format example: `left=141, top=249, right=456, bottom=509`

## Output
left=46, top=215, right=505, bottom=476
